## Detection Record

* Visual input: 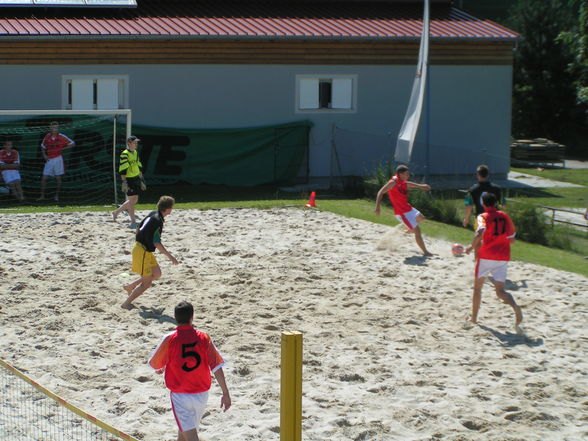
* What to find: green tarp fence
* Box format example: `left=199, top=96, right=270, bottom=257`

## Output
left=133, top=120, right=312, bottom=186
left=1, top=117, right=312, bottom=188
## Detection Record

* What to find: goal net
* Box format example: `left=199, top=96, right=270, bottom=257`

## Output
left=0, top=110, right=131, bottom=207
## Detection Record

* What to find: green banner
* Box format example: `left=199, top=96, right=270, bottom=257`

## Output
left=3, top=117, right=312, bottom=189
left=132, top=120, right=312, bottom=186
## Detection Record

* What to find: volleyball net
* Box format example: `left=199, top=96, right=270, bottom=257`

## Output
left=0, top=359, right=140, bottom=441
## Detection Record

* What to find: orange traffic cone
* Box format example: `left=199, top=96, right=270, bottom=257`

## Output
left=305, top=191, right=317, bottom=208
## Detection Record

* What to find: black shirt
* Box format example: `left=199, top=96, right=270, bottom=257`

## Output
left=468, top=181, right=503, bottom=215
left=135, top=210, right=164, bottom=252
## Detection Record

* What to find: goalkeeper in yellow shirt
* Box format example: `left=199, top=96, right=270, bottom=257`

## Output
left=112, top=135, right=146, bottom=228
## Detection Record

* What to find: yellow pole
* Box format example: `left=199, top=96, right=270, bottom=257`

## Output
left=280, top=331, right=302, bottom=441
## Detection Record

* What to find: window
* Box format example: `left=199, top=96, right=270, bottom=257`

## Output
left=297, top=75, right=356, bottom=112
left=62, top=75, right=128, bottom=110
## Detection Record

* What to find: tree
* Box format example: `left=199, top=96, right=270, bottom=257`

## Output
left=558, top=0, right=588, bottom=107
left=507, top=0, right=586, bottom=153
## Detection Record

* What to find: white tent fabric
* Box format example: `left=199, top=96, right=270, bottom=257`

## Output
left=394, top=0, right=430, bottom=165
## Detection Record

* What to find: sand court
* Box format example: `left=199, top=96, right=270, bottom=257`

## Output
left=1, top=208, right=587, bottom=441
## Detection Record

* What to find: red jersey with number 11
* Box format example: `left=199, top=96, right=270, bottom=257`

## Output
left=476, top=207, right=516, bottom=261
left=148, top=325, right=225, bottom=393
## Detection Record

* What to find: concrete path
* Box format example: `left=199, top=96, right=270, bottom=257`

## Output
left=502, top=157, right=587, bottom=188
left=542, top=207, right=588, bottom=230
left=500, top=171, right=584, bottom=188
left=563, top=159, right=588, bottom=169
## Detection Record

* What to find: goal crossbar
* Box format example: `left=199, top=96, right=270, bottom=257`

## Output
left=0, top=109, right=132, bottom=138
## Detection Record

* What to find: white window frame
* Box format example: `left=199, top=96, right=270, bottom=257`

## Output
left=61, top=75, right=129, bottom=110
left=295, top=74, right=357, bottom=113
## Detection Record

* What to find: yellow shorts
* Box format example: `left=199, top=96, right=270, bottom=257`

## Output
left=131, top=242, right=158, bottom=276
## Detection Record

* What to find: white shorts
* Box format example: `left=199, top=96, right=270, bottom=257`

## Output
left=170, top=391, right=209, bottom=433
left=1, top=169, right=21, bottom=184
left=395, top=208, right=422, bottom=230
left=476, top=258, right=508, bottom=283
left=43, top=156, right=64, bottom=177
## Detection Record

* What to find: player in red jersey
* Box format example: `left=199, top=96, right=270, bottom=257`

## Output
left=38, top=121, right=75, bottom=202
left=0, top=140, right=24, bottom=202
left=466, top=192, right=523, bottom=328
left=374, top=165, right=433, bottom=256
left=149, top=301, right=231, bottom=441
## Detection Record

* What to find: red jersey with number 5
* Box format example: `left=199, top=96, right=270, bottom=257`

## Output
left=148, top=325, right=225, bottom=393
left=387, top=174, right=412, bottom=215
left=476, top=207, right=516, bottom=261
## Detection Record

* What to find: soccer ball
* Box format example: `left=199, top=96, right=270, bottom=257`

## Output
left=452, top=243, right=464, bottom=257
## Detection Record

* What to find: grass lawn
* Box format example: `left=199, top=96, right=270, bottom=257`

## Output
left=502, top=168, right=588, bottom=208
left=511, top=167, right=588, bottom=186
left=505, top=187, right=587, bottom=209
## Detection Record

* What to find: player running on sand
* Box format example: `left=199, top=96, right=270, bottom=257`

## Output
left=374, top=165, right=433, bottom=256
left=465, top=192, right=523, bottom=329
left=148, top=301, right=231, bottom=441
left=121, top=195, right=179, bottom=309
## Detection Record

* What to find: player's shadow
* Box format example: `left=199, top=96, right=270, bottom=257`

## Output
left=479, top=324, right=544, bottom=348
left=504, top=279, right=528, bottom=291
left=485, top=278, right=527, bottom=291
left=139, top=306, right=176, bottom=325
left=403, top=255, right=429, bottom=266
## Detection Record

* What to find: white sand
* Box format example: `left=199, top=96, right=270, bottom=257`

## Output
left=1, top=208, right=587, bottom=441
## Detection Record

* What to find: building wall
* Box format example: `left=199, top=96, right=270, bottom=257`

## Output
left=0, top=63, right=512, bottom=181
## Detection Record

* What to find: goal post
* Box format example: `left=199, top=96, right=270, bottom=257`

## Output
left=0, top=109, right=131, bottom=206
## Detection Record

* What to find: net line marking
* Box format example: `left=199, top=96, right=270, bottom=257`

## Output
left=0, top=359, right=141, bottom=441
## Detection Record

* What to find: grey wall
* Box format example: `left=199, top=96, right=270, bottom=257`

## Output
left=0, top=63, right=512, bottom=181
left=411, top=65, right=513, bottom=179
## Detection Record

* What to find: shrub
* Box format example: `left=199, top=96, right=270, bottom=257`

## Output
left=507, top=204, right=548, bottom=245
left=546, top=228, right=574, bottom=251
left=371, top=161, right=395, bottom=188
left=409, top=191, right=463, bottom=227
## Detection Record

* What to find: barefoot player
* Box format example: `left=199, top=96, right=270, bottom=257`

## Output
left=112, top=135, right=146, bottom=229
left=374, top=165, right=433, bottom=256
left=38, top=121, right=75, bottom=202
left=148, top=301, right=231, bottom=441
left=465, top=192, right=523, bottom=328
left=121, top=195, right=179, bottom=309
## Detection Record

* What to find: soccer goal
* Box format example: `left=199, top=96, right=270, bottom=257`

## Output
left=0, top=109, right=131, bottom=206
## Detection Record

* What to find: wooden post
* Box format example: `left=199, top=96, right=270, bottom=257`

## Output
left=280, top=332, right=302, bottom=441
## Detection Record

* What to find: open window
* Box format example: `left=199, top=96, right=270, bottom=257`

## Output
left=297, top=75, right=356, bottom=112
